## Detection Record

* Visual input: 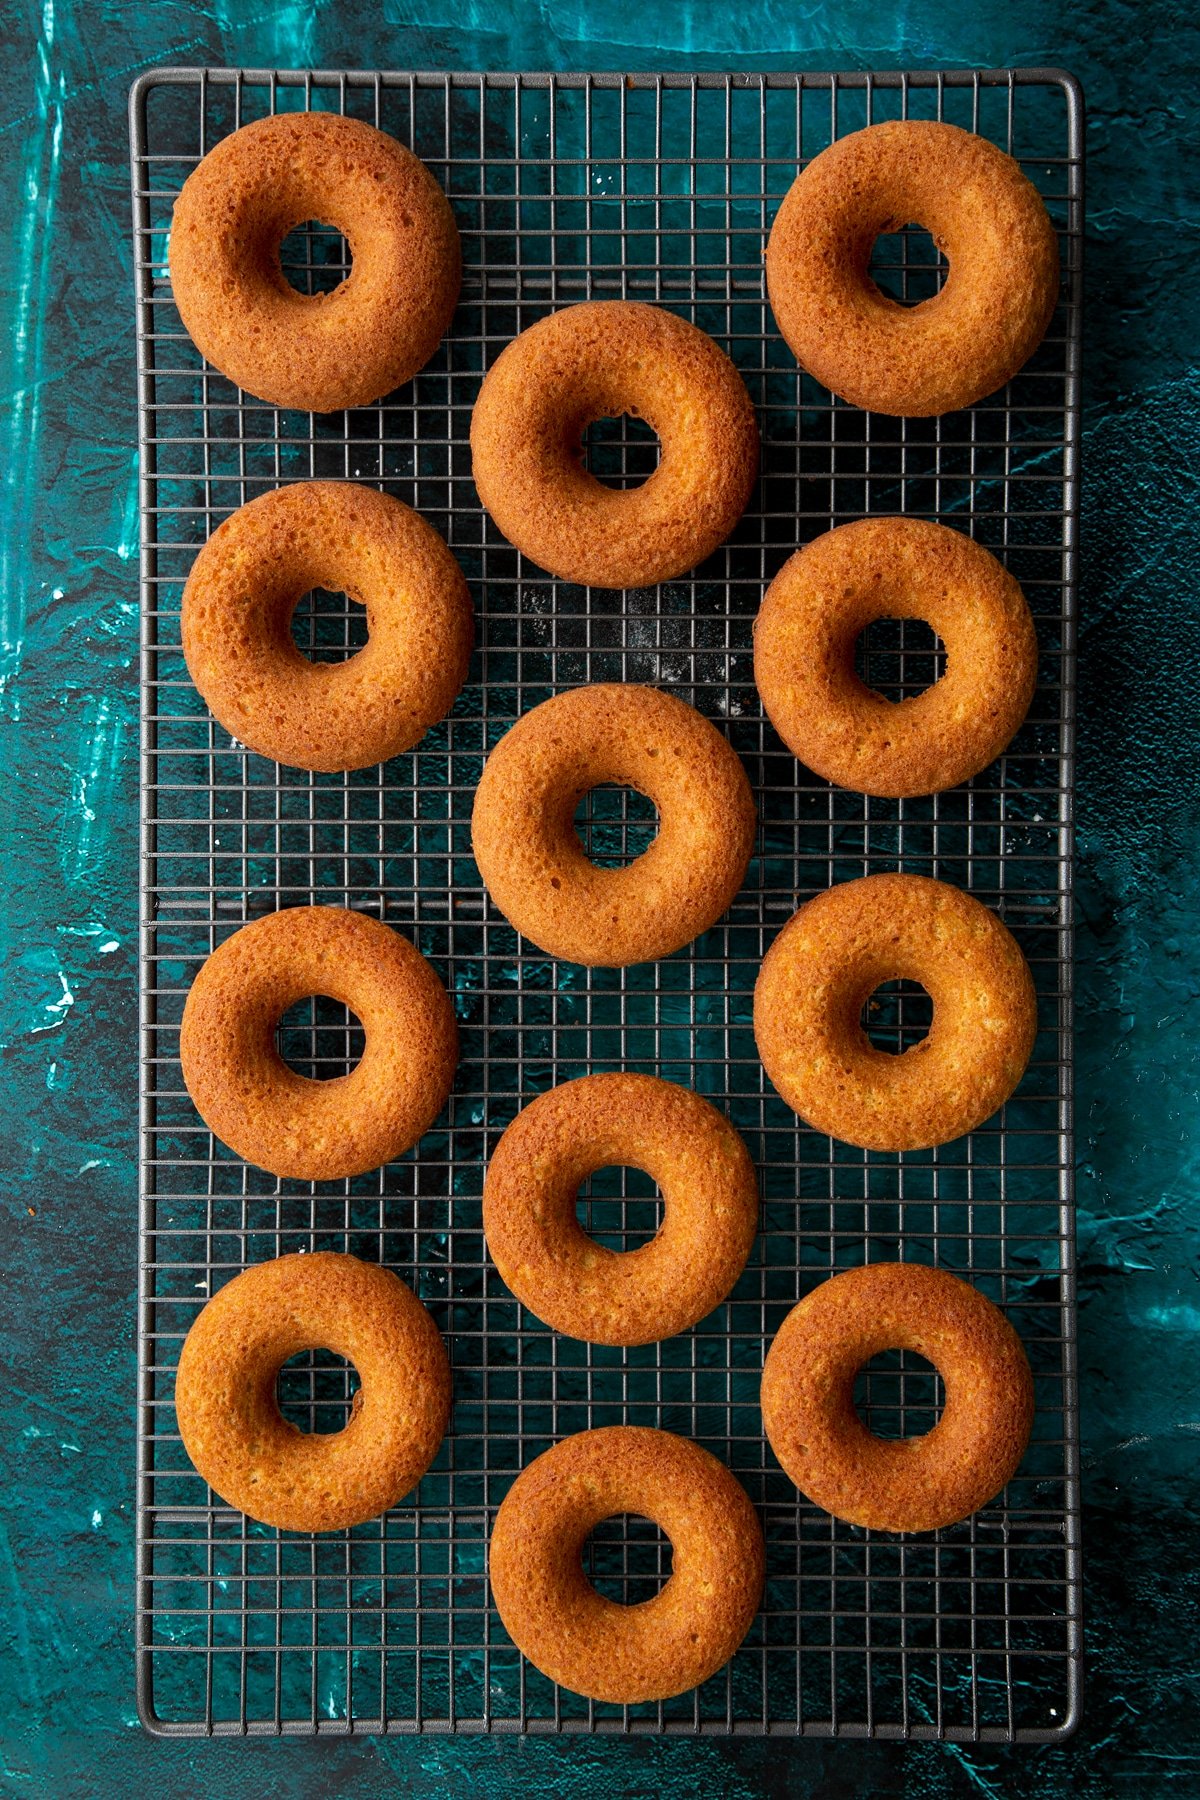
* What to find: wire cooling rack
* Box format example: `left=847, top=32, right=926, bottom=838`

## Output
left=129, top=66, right=1083, bottom=1740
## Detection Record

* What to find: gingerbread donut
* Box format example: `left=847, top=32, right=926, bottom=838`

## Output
left=766, top=120, right=1060, bottom=416
left=489, top=1427, right=764, bottom=1702
left=754, top=874, right=1037, bottom=1151
left=754, top=517, right=1038, bottom=797
left=169, top=110, right=461, bottom=412
left=471, top=684, right=756, bottom=966
left=175, top=1252, right=451, bottom=1532
left=761, top=1262, right=1034, bottom=1532
left=180, top=906, right=458, bottom=1180
left=181, top=482, right=472, bottom=773
left=484, top=1074, right=758, bottom=1344
left=470, top=301, right=759, bottom=587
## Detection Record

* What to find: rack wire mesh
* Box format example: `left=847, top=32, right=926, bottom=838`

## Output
left=129, top=66, right=1083, bottom=1740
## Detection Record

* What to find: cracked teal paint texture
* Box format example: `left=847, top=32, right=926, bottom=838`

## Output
left=1, top=0, right=1198, bottom=1794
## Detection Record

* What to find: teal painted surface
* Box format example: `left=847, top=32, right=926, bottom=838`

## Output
left=0, top=0, right=1197, bottom=1794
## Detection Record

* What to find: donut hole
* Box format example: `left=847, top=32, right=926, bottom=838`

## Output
left=276, top=1347, right=360, bottom=1435
left=573, top=784, right=660, bottom=867
left=853, top=1347, right=943, bottom=1440
left=277, top=994, right=365, bottom=1079
left=278, top=219, right=351, bottom=296
left=576, top=1164, right=663, bottom=1252
left=290, top=587, right=369, bottom=663
left=854, top=615, right=945, bottom=700
left=583, top=1512, right=673, bottom=1604
left=860, top=978, right=934, bottom=1054
left=582, top=413, right=661, bottom=489
left=868, top=223, right=947, bottom=307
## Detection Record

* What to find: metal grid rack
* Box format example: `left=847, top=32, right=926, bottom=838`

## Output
left=129, top=66, right=1083, bottom=1740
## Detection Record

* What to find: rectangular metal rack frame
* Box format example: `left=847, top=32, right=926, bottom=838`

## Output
left=130, top=66, right=1083, bottom=1740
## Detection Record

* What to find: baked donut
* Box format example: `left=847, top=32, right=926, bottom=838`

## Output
left=754, top=517, right=1038, bottom=797
left=470, top=301, right=758, bottom=587
left=754, top=873, right=1037, bottom=1151
left=181, top=482, right=472, bottom=773
left=169, top=110, right=461, bottom=412
left=483, top=1074, right=758, bottom=1344
left=766, top=120, right=1060, bottom=416
left=761, top=1262, right=1034, bottom=1532
left=180, top=906, right=458, bottom=1180
left=489, top=1427, right=764, bottom=1702
left=175, top=1252, right=451, bottom=1532
left=471, top=684, right=756, bottom=966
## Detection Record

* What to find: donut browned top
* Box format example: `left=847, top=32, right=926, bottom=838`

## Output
left=181, top=481, right=473, bottom=773
left=761, top=1262, right=1034, bottom=1533
left=766, top=120, right=1060, bottom=416
left=484, top=1074, right=758, bottom=1344
left=471, top=684, right=756, bottom=966
left=754, top=517, right=1038, bottom=797
left=179, top=906, right=458, bottom=1181
left=470, top=301, right=759, bottom=587
left=175, top=1252, right=451, bottom=1533
left=754, top=873, right=1037, bottom=1151
left=169, top=111, right=461, bottom=412
left=489, top=1427, right=764, bottom=1703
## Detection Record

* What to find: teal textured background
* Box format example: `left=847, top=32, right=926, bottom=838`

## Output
left=1, top=1, right=1197, bottom=1795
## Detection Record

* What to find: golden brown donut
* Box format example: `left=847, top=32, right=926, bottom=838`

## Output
left=180, top=906, right=458, bottom=1180
left=754, top=873, right=1037, bottom=1151
left=471, top=684, right=756, bottom=966
left=483, top=1074, right=758, bottom=1344
left=169, top=110, right=461, bottom=412
left=175, top=1252, right=451, bottom=1532
left=761, top=1262, right=1034, bottom=1532
left=181, top=482, right=472, bottom=773
left=470, top=301, right=759, bottom=587
left=489, top=1427, right=764, bottom=1702
left=754, top=517, right=1038, bottom=797
left=766, top=120, right=1060, bottom=416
